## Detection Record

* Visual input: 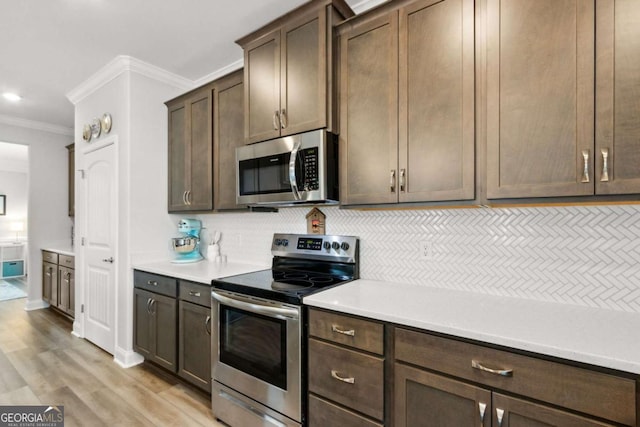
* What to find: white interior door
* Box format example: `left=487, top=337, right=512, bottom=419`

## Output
left=82, top=142, right=116, bottom=354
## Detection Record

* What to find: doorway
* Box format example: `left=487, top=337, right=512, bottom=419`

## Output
left=0, top=141, right=29, bottom=302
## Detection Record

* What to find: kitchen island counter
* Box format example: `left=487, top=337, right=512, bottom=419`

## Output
left=133, top=260, right=267, bottom=285
left=304, top=279, right=640, bottom=375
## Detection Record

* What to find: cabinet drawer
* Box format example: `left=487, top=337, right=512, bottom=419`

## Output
left=309, top=309, right=384, bottom=355
left=395, top=328, right=636, bottom=426
left=133, top=271, right=177, bottom=298
left=59, top=254, right=75, bottom=269
left=308, top=339, right=384, bottom=420
left=179, top=281, right=211, bottom=308
left=308, top=395, right=383, bottom=427
left=42, top=250, right=58, bottom=264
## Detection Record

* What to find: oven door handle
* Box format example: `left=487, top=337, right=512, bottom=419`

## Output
left=212, top=290, right=299, bottom=320
left=288, top=139, right=302, bottom=201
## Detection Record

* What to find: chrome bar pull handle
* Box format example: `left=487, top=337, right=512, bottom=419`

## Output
left=400, top=168, right=406, bottom=192
left=280, top=109, right=287, bottom=129
left=479, top=402, right=487, bottom=426
left=472, top=360, right=513, bottom=377
left=331, top=370, right=355, bottom=384
left=182, top=191, right=187, bottom=205
left=189, top=291, right=201, bottom=297
left=390, top=170, right=396, bottom=193
left=146, top=298, right=152, bottom=314
left=205, top=315, right=211, bottom=335
left=601, top=148, right=610, bottom=182
left=149, top=299, right=156, bottom=315
left=496, top=408, right=505, bottom=427
left=273, top=110, right=280, bottom=130
left=147, top=280, right=158, bottom=286
left=581, top=149, right=590, bottom=183
left=331, top=325, right=355, bottom=336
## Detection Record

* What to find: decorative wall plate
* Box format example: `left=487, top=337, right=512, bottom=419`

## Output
left=91, top=118, right=101, bottom=139
left=101, top=113, right=112, bottom=133
left=82, top=124, right=92, bottom=142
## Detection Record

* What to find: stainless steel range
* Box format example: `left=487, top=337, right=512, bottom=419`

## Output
left=211, top=233, right=359, bottom=427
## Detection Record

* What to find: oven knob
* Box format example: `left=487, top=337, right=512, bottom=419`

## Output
left=274, top=239, right=282, bottom=246
left=282, top=239, right=289, bottom=247
left=323, top=241, right=331, bottom=250
left=341, top=242, right=350, bottom=251
left=332, top=242, right=340, bottom=250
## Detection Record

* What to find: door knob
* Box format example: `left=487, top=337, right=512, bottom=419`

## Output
left=102, top=257, right=114, bottom=263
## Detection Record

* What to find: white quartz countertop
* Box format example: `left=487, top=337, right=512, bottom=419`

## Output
left=304, top=279, right=640, bottom=375
left=41, top=245, right=75, bottom=256
left=132, top=260, right=267, bottom=285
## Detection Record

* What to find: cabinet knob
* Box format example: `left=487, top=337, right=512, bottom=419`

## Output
left=331, top=324, right=355, bottom=336
left=390, top=170, right=396, bottom=193
left=273, top=110, right=280, bottom=130
left=581, top=149, right=590, bottom=183
left=330, top=370, right=355, bottom=384
left=601, top=148, right=610, bottom=182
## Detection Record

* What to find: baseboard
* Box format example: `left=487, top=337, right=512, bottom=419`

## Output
left=23, top=299, right=49, bottom=311
left=114, top=347, right=144, bottom=368
left=71, top=319, right=83, bottom=338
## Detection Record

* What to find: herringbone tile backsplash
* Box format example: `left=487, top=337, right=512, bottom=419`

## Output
left=197, top=204, right=640, bottom=313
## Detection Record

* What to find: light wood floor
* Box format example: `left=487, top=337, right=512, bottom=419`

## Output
left=0, top=298, right=225, bottom=426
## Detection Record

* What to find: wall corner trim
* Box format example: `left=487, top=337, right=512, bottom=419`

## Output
left=114, top=347, right=144, bottom=368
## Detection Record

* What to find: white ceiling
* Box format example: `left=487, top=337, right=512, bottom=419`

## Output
left=0, top=0, right=371, bottom=134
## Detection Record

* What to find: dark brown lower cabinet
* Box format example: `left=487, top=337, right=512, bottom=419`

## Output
left=395, top=363, right=491, bottom=426
left=178, top=300, right=211, bottom=392
left=133, top=287, right=177, bottom=372
left=58, top=266, right=74, bottom=316
left=394, top=364, right=616, bottom=427
left=42, top=261, right=57, bottom=305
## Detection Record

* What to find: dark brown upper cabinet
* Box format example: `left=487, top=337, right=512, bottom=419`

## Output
left=236, top=0, right=353, bottom=144
left=213, top=69, right=247, bottom=211
left=486, top=0, right=640, bottom=200
left=338, top=0, right=475, bottom=206
left=167, top=85, right=214, bottom=212
left=595, top=0, right=640, bottom=195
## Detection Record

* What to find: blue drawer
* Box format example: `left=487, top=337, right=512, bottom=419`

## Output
left=3, top=261, right=24, bottom=277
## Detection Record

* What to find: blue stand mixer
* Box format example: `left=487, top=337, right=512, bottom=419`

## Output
left=171, top=219, right=203, bottom=263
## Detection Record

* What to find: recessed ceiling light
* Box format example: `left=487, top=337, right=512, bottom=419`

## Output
left=3, top=93, right=22, bottom=102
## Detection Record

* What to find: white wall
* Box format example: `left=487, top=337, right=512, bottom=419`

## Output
left=0, top=170, right=28, bottom=240
left=73, top=64, right=185, bottom=366
left=0, top=123, right=72, bottom=309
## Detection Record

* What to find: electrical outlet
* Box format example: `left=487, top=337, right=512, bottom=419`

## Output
left=420, top=240, right=433, bottom=260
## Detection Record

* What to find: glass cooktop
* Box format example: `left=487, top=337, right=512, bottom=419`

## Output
left=212, top=268, right=351, bottom=305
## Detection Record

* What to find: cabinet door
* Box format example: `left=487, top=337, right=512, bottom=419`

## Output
left=67, top=144, right=75, bottom=217
left=214, top=70, right=246, bottom=210
left=178, top=301, right=211, bottom=392
left=340, top=13, right=399, bottom=205
left=58, top=266, right=71, bottom=313
left=399, top=0, right=475, bottom=202
left=595, top=0, right=640, bottom=194
left=492, top=393, right=616, bottom=427
left=395, top=363, right=491, bottom=427
left=42, top=262, right=56, bottom=303
left=281, top=10, right=326, bottom=136
left=187, top=91, right=213, bottom=210
left=168, top=102, right=189, bottom=211
left=151, top=292, right=177, bottom=372
left=68, top=268, right=75, bottom=317
left=486, top=0, right=595, bottom=199
left=133, top=288, right=153, bottom=359
left=244, top=30, right=281, bottom=144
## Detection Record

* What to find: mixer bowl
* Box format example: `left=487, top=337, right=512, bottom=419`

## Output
left=171, top=237, right=198, bottom=253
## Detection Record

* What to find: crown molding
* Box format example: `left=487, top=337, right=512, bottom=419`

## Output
left=0, top=114, right=74, bottom=137
left=193, top=59, right=244, bottom=87
left=66, top=55, right=195, bottom=105
left=350, top=0, right=388, bottom=13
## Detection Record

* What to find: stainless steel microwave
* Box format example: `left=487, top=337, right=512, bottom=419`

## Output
left=236, top=129, right=339, bottom=206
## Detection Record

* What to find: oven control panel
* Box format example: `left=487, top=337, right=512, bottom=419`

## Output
left=272, top=233, right=359, bottom=263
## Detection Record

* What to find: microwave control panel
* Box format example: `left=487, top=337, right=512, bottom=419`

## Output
left=301, top=148, right=319, bottom=191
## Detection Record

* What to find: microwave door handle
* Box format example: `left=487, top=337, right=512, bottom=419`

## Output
left=289, top=140, right=302, bottom=200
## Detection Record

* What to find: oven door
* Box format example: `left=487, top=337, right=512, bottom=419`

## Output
left=211, top=289, right=301, bottom=425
